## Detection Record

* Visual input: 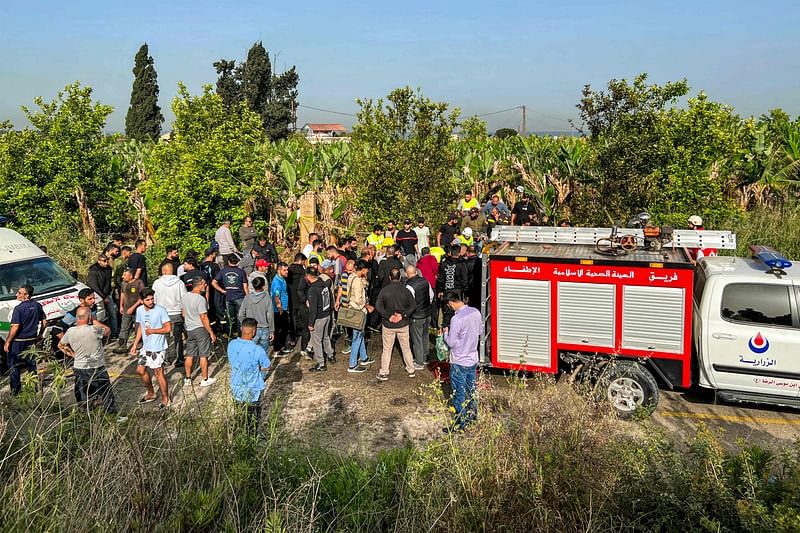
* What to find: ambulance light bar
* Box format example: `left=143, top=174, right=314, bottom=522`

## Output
left=750, top=245, right=792, bottom=270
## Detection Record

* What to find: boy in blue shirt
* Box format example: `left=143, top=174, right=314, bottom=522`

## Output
left=228, top=317, right=271, bottom=433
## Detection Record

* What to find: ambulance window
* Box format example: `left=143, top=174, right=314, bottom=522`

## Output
left=721, top=283, right=793, bottom=327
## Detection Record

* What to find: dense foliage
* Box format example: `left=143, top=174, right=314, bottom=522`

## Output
left=1, top=74, right=799, bottom=256
left=2, top=380, right=800, bottom=531
left=124, top=43, right=163, bottom=142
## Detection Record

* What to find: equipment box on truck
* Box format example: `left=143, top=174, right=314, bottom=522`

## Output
left=480, top=225, right=799, bottom=416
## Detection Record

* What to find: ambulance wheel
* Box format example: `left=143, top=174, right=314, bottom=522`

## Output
left=597, top=362, right=659, bottom=419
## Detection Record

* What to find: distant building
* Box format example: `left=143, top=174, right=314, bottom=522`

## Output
left=301, top=123, right=350, bottom=143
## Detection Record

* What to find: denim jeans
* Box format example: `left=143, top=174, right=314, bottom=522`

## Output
left=450, top=363, right=478, bottom=429
left=349, top=328, right=368, bottom=368
left=104, top=297, right=120, bottom=338
left=253, top=327, right=271, bottom=355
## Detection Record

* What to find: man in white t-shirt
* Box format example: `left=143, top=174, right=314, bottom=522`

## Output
left=182, top=276, right=217, bottom=388
left=413, top=217, right=431, bottom=251
left=130, top=288, right=173, bottom=409
left=59, top=307, right=124, bottom=420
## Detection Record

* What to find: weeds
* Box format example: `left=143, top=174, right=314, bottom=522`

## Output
left=2, top=376, right=800, bottom=531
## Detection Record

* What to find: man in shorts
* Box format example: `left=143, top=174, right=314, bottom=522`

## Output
left=129, top=288, right=172, bottom=409
left=182, top=276, right=217, bottom=388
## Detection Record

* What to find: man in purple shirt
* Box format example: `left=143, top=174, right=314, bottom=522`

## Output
left=443, top=291, right=483, bottom=431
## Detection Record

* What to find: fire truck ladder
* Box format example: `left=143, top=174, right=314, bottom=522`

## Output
left=490, top=225, right=737, bottom=249
left=479, top=253, right=492, bottom=365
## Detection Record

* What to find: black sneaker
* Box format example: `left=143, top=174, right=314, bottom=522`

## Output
left=360, top=357, right=375, bottom=365
left=309, top=363, right=327, bottom=372
left=347, top=365, right=366, bottom=373
left=327, top=355, right=337, bottom=365
left=407, top=372, right=416, bottom=379
left=376, top=373, right=389, bottom=381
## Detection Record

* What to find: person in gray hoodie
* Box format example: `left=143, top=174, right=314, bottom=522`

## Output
left=153, top=263, right=187, bottom=368
left=238, top=276, right=274, bottom=355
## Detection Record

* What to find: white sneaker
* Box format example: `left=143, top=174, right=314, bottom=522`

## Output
left=200, top=377, right=216, bottom=387
left=183, top=378, right=192, bottom=387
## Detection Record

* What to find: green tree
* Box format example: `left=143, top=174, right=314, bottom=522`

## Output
left=349, top=87, right=461, bottom=225
left=460, top=116, right=488, bottom=142
left=213, top=59, right=240, bottom=110
left=0, top=82, right=119, bottom=241
left=213, top=41, right=299, bottom=141
left=494, top=127, right=517, bottom=139
left=125, top=43, right=163, bottom=142
left=142, top=84, right=267, bottom=248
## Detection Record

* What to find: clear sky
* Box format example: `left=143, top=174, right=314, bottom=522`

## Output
left=1, top=0, right=798, bottom=133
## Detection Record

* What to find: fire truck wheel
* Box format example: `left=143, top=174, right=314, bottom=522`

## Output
left=597, top=362, right=659, bottom=419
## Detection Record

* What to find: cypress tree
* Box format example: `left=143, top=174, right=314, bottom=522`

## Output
left=125, top=43, right=163, bottom=141
left=213, top=41, right=298, bottom=141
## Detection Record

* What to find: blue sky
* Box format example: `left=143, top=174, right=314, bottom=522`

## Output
left=1, top=0, right=798, bottom=132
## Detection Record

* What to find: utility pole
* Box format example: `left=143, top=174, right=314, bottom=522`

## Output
left=520, top=105, right=527, bottom=136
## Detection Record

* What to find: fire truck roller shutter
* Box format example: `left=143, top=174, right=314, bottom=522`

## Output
left=622, top=286, right=685, bottom=354
left=557, top=282, right=615, bottom=347
left=495, top=278, right=551, bottom=367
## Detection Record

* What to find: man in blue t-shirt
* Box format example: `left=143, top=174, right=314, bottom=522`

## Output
left=270, top=262, right=292, bottom=356
left=211, top=254, right=249, bottom=336
left=129, top=288, right=172, bottom=409
left=4, top=284, right=46, bottom=395
left=228, top=317, right=271, bottom=433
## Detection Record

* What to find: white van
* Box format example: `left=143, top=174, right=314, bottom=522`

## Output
left=0, top=228, right=98, bottom=351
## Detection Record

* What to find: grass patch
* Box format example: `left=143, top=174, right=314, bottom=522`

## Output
left=2, top=376, right=800, bottom=531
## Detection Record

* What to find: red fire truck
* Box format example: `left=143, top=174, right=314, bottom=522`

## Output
left=480, top=225, right=799, bottom=417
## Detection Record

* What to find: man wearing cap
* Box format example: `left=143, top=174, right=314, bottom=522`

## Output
left=686, top=215, right=718, bottom=263
left=395, top=219, right=419, bottom=265
left=437, top=214, right=460, bottom=247
left=248, top=259, right=270, bottom=286
left=511, top=193, right=535, bottom=226
left=461, top=207, right=487, bottom=237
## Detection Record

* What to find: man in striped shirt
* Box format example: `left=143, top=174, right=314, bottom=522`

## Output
left=336, top=260, right=356, bottom=354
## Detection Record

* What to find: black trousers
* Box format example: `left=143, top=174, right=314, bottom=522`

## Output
left=293, top=305, right=310, bottom=351
left=274, top=310, right=289, bottom=351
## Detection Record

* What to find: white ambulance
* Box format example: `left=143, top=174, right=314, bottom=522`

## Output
left=0, top=228, right=96, bottom=354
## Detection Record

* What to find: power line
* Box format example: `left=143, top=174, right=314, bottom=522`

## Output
left=474, top=106, right=521, bottom=118
left=297, top=104, right=357, bottom=117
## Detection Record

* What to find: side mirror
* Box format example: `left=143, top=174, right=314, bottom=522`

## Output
left=70, top=270, right=79, bottom=280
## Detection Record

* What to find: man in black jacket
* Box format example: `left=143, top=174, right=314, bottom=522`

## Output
left=405, top=265, right=432, bottom=368
left=286, top=253, right=307, bottom=351
left=435, top=245, right=468, bottom=329
left=376, top=246, right=403, bottom=294
left=306, top=267, right=333, bottom=372
left=375, top=268, right=416, bottom=381
left=87, top=254, right=118, bottom=339
left=253, top=235, right=278, bottom=264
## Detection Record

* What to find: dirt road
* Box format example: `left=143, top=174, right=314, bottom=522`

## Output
left=4, top=337, right=800, bottom=452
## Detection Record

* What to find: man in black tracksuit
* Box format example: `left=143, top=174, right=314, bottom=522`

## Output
left=306, top=267, right=333, bottom=372
left=287, top=253, right=307, bottom=349
left=405, top=265, right=432, bottom=367
left=435, top=244, right=468, bottom=329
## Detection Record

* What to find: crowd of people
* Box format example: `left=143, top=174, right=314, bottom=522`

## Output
left=7, top=191, right=549, bottom=431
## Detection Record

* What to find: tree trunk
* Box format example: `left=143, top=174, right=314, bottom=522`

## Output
left=74, top=186, right=98, bottom=245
